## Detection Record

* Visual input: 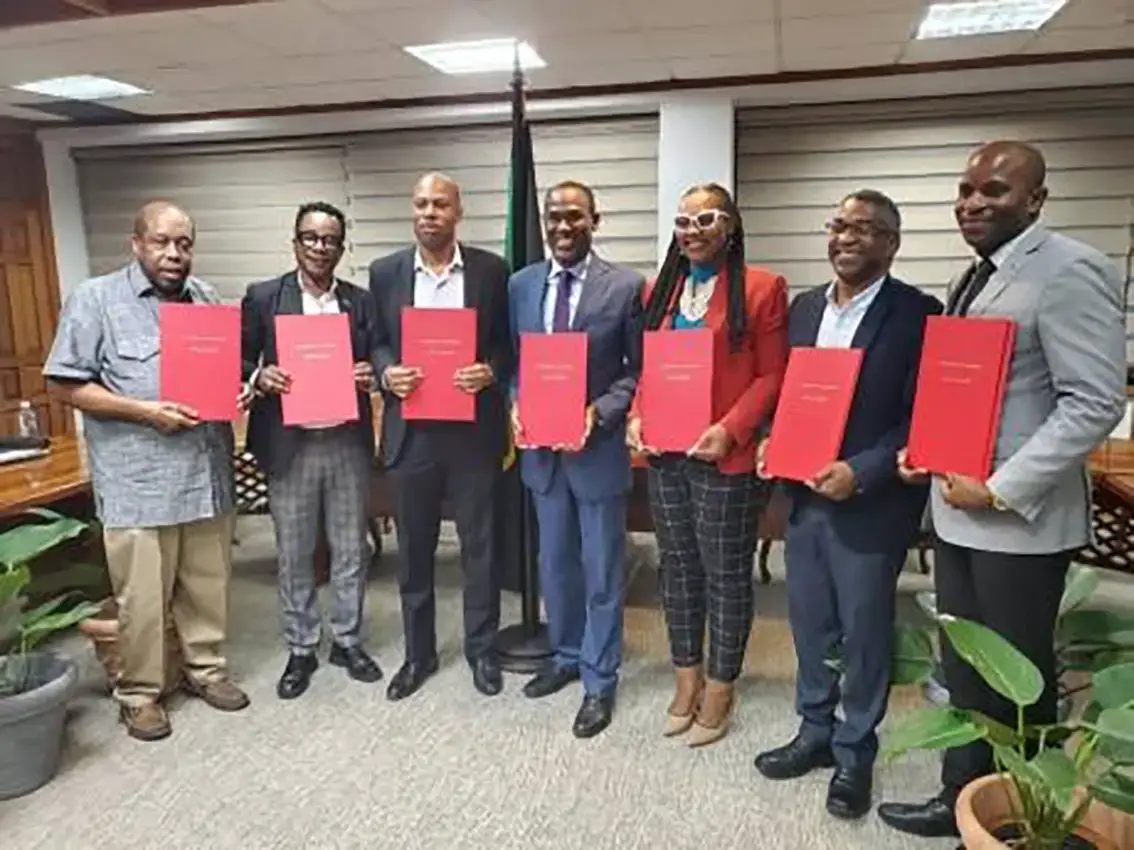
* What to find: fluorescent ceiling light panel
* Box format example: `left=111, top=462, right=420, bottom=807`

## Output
left=916, top=0, right=1067, bottom=39
left=404, top=38, right=545, bottom=75
left=11, top=74, right=149, bottom=100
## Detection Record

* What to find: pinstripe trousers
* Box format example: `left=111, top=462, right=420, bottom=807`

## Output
left=648, top=455, right=768, bottom=683
left=268, top=427, right=370, bottom=653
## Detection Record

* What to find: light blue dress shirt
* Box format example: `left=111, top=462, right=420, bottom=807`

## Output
left=542, top=253, right=591, bottom=332
left=815, top=276, right=886, bottom=349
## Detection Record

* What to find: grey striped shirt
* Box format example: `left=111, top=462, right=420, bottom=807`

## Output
left=43, top=262, right=235, bottom=529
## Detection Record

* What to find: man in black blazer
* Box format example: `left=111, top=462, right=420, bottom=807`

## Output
left=754, top=190, right=942, bottom=820
left=241, top=201, right=384, bottom=700
left=369, top=172, right=513, bottom=700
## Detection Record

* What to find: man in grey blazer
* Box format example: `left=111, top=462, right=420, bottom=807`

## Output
left=879, top=141, right=1127, bottom=839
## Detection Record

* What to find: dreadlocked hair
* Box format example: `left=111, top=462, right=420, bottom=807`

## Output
left=641, top=183, right=748, bottom=351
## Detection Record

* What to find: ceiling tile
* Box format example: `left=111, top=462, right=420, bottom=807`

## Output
left=337, top=5, right=504, bottom=47
left=1024, top=24, right=1134, bottom=52
left=473, top=0, right=637, bottom=36
left=781, top=42, right=905, bottom=72
left=780, top=12, right=919, bottom=52
left=536, top=32, right=656, bottom=65
left=899, top=32, right=1034, bottom=63
left=1047, top=0, right=1130, bottom=30
left=534, top=59, right=671, bottom=89
left=781, top=0, right=924, bottom=19
left=669, top=53, right=778, bottom=78
left=624, top=0, right=774, bottom=28
left=194, top=0, right=385, bottom=55
left=645, top=25, right=777, bottom=60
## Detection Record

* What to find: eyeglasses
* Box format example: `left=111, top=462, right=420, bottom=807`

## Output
left=825, top=219, right=891, bottom=239
left=674, top=209, right=729, bottom=234
left=296, top=232, right=344, bottom=250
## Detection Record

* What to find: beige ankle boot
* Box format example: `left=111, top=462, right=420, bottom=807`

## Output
left=686, top=678, right=736, bottom=748
left=664, top=665, right=704, bottom=737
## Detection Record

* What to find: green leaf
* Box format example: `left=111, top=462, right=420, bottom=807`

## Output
left=1029, top=749, right=1080, bottom=812
left=1092, top=662, right=1134, bottom=711
left=915, top=591, right=938, bottom=620
left=1091, top=707, right=1134, bottom=765
left=891, top=623, right=937, bottom=686
left=0, top=517, right=89, bottom=569
left=1059, top=565, right=1100, bottom=617
left=1090, top=770, right=1134, bottom=815
left=969, top=710, right=1025, bottom=749
left=883, top=708, right=984, bottom=761
left=940, top=615, right=1044, bottom=708
left=1059, top=610, right=1134, bottom=648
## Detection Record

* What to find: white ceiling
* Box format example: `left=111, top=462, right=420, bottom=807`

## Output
left=0, top=0, right=1130, bottom=121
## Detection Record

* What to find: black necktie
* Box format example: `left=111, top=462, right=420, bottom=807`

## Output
left=949, top=258, right=996, bottom=316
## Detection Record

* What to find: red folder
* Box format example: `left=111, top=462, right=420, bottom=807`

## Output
left=275, top=313, right=359, bottom=427
left=518, top=332, right=588, bottom=447
left=159, top=303, right=240, bottom=421
left=640, top=329, right=714, bottom=452
left=907, top=315, right=1015, bottom=479
left=401, top=307, right=477, bottom=422
left=764, top=347, right=864, bottom=483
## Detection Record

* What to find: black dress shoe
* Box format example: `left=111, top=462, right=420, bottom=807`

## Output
left=522, top=666, right=580, bottom=699
left=572, top=693, right=614, bottom=739
left=754, top=735, right=836, bottom=780
left=328, top=643, right=383, bottom=683
left=877, top=797, right=960, bottom=838
left=386, top=657, right=440, bottom=702
left=827, top=767, right=873, bottom=820
left=471, top=654, right=503, bottom=696
left=277, top=654, right=318, bottom=700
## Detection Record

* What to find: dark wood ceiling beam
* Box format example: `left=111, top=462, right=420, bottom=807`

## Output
left=62, top=0, right=111, bottom=15
left=0, top=0, right=260, bottom=30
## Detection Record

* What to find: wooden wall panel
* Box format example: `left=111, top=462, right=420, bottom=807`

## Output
left=0, top=128, right=70, bottom=438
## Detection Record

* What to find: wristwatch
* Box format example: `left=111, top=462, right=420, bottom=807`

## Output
left=986, top=486, right=1009, bottom=512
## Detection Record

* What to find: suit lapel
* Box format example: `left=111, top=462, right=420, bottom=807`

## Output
left=799, top=288, right=826, bottom=345
left=460, top=243, right=481, bottom=313
left=277, top=271, right=303, bottom=315
left=572, top=256, right=605, bottom=330
left=531, top=261, right=552, bottom=333
left=968, top=224, right=1048, bottom=316
left=850, top=277, right=892, bottom=351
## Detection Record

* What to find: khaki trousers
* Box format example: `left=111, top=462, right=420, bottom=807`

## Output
left=103, top=512, right=235, bottom=707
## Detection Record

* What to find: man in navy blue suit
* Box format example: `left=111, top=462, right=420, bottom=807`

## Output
left=509, top=180, right=643, bottom=739
left=753, top=190, right=942, bottom=819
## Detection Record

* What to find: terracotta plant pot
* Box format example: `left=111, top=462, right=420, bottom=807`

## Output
left=76, top=598, right=184, bottom=697
left=957, top=774, right=1134, bottom=850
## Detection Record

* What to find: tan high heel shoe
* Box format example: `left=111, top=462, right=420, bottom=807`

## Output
left=686, top=678, right=735, bottom=748
left=664, top=665, right=704, bottom=737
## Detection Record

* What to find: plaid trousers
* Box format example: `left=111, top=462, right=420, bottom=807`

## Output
left=647, top=455, right=767, bottom=683
left=268, top=427, right=370, bottom=653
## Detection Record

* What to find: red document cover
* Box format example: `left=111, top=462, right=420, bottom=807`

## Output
left=764, top=347, right=864, bottom=483
left=159, top=303, right=240, bottom=421
left=518, top=332, right=589, bottom=447
left=907, top=315, right=1016, bottom=479
left=275, top=313, right=359, bottom=427
left=640, top=329, right=714, bottom=451
left=401, top=307, right=477, bottom=422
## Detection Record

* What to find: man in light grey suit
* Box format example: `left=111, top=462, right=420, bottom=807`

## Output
left=878, top=141, right=1128, bottom=839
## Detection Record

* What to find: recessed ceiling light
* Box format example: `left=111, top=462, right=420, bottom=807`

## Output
left=404, top=38, right=546, bottom=75
left=11, top=74, right=149, bottom=101
left=916, top=0, right=1067, bottom=39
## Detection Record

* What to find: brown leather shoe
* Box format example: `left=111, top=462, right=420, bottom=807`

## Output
left=183, top=678, right=250, bottom=712
left=120, top=702, right=172, bottom=741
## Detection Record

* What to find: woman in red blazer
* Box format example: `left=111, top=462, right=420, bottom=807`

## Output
left=627, top=182, right=788, bottom=747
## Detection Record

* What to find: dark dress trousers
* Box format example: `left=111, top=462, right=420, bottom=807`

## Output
left=368, top=244, right=513, bottom=664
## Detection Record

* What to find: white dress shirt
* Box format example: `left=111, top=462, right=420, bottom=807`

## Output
left=816, top=275, right=885, bottom=349
left=413, top=244, right=465, bottom=309
left=542, top=253, right=591, bottom=333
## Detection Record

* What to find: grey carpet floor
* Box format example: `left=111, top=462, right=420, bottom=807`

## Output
left=0, top=517, right=969, bottom=850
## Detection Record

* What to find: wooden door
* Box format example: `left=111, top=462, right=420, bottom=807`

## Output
left=0, top=203, right=71, bottom=437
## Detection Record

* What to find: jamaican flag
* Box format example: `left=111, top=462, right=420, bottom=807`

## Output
left=501, top=63, right=543, bottom=471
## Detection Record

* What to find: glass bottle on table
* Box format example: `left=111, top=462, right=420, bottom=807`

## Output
left=17, top=400, right=41, bottom=439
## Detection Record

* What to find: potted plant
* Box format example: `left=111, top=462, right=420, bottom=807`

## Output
left=916, top=565, right=1134, bottom=719
left=0, top=508, right=101, bottom=801
left=884, top=613, right=1134, bottom=849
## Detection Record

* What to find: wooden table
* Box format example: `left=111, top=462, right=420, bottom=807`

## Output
left=1080, top=439, right=1134, bottom=574
left=0, top=437, right=90, bottom=518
